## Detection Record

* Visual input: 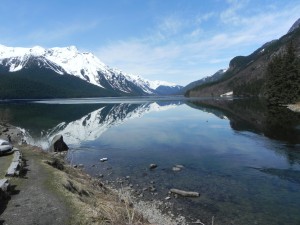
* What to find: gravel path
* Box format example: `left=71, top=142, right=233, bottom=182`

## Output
left=0, top=148, right=69, bottom=225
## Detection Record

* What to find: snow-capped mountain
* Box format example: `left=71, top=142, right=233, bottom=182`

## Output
left=23, top=101, right=180, bottom=148
left=0, top=44, right=182, bottom=96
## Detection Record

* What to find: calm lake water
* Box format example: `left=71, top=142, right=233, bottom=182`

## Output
left=1, top=97, right=300, bottom=225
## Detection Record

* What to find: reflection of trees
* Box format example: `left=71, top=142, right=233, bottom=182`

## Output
left=187, top=98, right=300, bottom=145
left=187, top=98, right=300, bottom=166
left=254, top=167, right=300, bottom=183
left=264, top=106, right=300, bottom=145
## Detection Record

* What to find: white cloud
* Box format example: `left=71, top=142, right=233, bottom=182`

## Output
left=26, top=21, right=99, bottom=45
left=158, top=15, right=184, bottom=36
left=195, top=12, right=215, bottom=25
left=220, top=0, right=249, bottom=25
left=96, top=2, right=300, bottom=86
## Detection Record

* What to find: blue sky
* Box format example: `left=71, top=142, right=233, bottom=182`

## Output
left=1, top=0, right=300, bottom=85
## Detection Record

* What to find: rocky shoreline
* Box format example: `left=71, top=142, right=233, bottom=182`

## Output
left=75, top=156, right=210, bottom=225
left=0, top=123, right=199, bottom=225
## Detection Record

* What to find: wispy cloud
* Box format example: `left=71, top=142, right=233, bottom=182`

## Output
left=220, top=0, right=249, bottom=25
left=158, top=15, right=184, bottom=36
left=96, top=1, right=300, bottom=85
left=25, top=21, right=99, bottom=46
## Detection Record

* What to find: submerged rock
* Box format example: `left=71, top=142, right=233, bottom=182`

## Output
left=175, top=164, right=184, bottom=169
left=100, top=158, right=108, bottom=162
left=149, top=164, right=157, bottom=169
left=172, top=164, right=184, bottom=172
left=172, top=167, right=181, bottom=172
left=149, top=186, right=156, bottom=192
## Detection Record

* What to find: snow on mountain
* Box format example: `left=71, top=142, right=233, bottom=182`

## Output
left=147, top=80, right=178, bottom=89
left=24, top=102, right=180, bottom=148
left=0, top=44, right=182, bottom=95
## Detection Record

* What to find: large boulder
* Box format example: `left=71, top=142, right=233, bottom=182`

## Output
left=50, top=135, right=69, bottom=152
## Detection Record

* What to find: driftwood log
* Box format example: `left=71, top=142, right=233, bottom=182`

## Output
left=170, top=188, right=200, bottom=197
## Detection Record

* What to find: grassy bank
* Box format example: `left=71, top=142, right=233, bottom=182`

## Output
left=1, top=123, right=184, bottom=225
left=18, top=145, right=149, bottom=225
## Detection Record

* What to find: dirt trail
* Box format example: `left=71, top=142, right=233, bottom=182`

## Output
left=0, top=147, right=69, bottom=225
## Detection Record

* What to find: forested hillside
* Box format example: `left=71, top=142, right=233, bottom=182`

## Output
left=0, top=68, right=117, bottom=99
left=186, top=20, right=300, bottom=101
left=265, top=42, right=300, bottom=105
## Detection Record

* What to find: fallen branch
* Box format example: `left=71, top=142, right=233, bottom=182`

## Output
left=170, top=188, right=200, bottom=197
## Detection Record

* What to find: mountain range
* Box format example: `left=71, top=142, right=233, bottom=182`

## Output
left=0, top=45, right=182, bottom=99
left=178, top=69, right=227, bottom=94
left=185, top=18, right=300, bottom=98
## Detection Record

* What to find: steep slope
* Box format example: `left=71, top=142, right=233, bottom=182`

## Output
left=179, top=69, right=227, bottom=95
left=288, top=18, right=300, bottom=33
left=0, top=45, right=182, bottom=97
left=0, top=56, right=117, bottom=99
left=186, top=19, right=300, bottom=97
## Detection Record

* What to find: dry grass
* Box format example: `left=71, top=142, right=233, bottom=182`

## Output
left=0, top=154, right=13, bottom=177
left=42, top=154, right=149, bottom=225
left=16, top=145, right=188, bottom=225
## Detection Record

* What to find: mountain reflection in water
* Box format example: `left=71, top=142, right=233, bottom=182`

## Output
left=0, top=97, right=299, bottom=154
left=1, top=98, right=300, bottom=224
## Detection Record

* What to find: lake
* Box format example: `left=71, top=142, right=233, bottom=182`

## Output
left=1, top=97, right=300, bottom=225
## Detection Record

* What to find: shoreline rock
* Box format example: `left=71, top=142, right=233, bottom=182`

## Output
left=50, top=135, right=69, bottom=152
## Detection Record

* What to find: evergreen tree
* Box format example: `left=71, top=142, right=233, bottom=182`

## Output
left=265, top=42, right=300, bottom=105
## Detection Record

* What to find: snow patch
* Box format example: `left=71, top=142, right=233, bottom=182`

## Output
left=220, top=91, right=233, bottom=97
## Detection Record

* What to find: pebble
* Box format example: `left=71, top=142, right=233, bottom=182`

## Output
left=165, top=196, right=171, bottom=200
left=172, top=164, right=184, bottom=171
left=149, top=164, right=157, bottom=169
left=100, top=158, right=108, bottom=162
left=175, top=164, right=184, bottom=169
left=149, top=186, right=156, bottom=192
left=172, top=167, right=181, bottom=172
